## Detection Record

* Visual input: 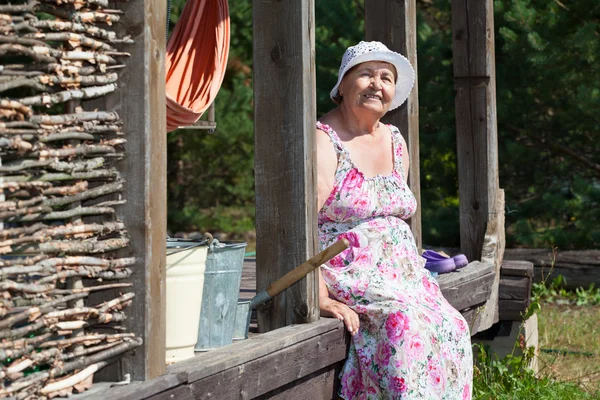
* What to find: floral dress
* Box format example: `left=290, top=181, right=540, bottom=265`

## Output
left=317, top=121, right=473, bottom=400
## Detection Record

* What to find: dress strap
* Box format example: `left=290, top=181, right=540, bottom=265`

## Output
left=316, top=121, right=345, bottom=154
left=387, top=124, right=407, bottom=180
left=317, top=121, right=353, bottom=186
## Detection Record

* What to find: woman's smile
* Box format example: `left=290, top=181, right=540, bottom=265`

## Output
left=363, top=93, right=382, bottom=101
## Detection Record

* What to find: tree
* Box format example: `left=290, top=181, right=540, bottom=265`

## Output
left=165, top=0, right=599, bottom=249
left=417, top=0, right=599, bottom=249
left=493, top=0, right=600, bottom=249
left=166, top=0, right=255, bottom=236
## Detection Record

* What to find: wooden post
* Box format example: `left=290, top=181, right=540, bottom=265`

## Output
left=92, top=0, right=167, bottom=380
left=253, top=0, right=319, bottom=331
left=365, top=0, right=421, bottom=250
left=451, top=0, right=499, bottom=262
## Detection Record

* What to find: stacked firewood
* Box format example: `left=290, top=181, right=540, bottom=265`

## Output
left=0, top=0, right=141, bottom=398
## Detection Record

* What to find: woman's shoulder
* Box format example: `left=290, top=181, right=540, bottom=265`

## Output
left=316, top=115, right=341, bottom=156
left=317, top=109, right=342, bottom=130
left=316, top=119, right=335, bottom=148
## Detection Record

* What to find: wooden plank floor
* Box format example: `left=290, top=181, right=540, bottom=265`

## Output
left=240, top=257, right=258, bottom=333
left=239, top=257, right=257, bottom=301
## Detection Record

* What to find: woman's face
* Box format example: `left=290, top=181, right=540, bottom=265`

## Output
left=338, top=61, right=397, bottom=114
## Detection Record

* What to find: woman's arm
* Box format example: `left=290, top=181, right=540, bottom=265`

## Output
left=316, top=128, right=360, bottom=336
left=316, top=129, right=337, bottom=211
left=318, top=268, right=359, bottom=336
left=399, top=133, right=410, bottom=181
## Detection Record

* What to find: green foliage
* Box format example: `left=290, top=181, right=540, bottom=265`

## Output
left=416, top=0, right=599, bottom=248
left=493, top=0, right=600, bottom=249
left=315, top=1, right=365, bottom=116
left=167, top=0, right=254, bottom=235
left=533, top=275, right=600, bottom=306
left=166, top=0, right=599, bottom=249
left=474, top=266, right=599, bottom=399
left=473, top=343, right=596, bottom=399
left=416, top=1, right=461, bottom=246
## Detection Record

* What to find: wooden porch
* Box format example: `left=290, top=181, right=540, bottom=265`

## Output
left=76, top=250, right=502, bottom=399
left=1, top=0, right=515, bottom=398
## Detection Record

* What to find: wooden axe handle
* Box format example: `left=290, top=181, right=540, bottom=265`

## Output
left=266, top=238, right=350, bottom=298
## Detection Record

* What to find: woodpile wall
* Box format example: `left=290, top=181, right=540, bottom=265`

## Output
left=0, top=0, right=140, bottom=397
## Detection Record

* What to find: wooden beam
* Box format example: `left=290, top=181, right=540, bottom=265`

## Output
left=188, top=323, right=347, bottom=399
left=365, top=0, right=422, bottom=250
left=499, top=276, right=531, bottom=301
left=498, top=299, right=531, bottom=321
left=436, top=260, right=493, bottom=289
left=258, top=364, right=342, bottom=400
left=253, top=0, right=318, bottom=331
left=475, top=188, right=505, bottom=332
left=82, top=319, right=346, bottom=400
left=167, top=319, right=341, bottom=383
left=146, top=385, right=193, bottom=400
left=504, top=249, right=600, bottom=289
left=451, top=0, right=499, bottom=262
left=93, top=0, right=167, bottom=380
left=497, top=260, right=533, bottom=321
left=501, top=260, right=534, bottom=278
left=441, top=272, right=495, bottom=312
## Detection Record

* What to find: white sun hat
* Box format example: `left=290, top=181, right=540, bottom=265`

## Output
left=330, top=41, right=415, bottom=111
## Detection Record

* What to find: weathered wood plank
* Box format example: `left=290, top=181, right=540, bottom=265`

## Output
left=256, top=364, right=341, bottom=400
left=365, top=0, right=421, bottom=249
left=80, top=0, right=168, bottom=381
left=168, top=318, right=343, bottom=383
left=440, top=271, right=495, bottom=312
left=499, top=277, right=531, bottom=301
left=504, top=249, right=600, bottom=289
left=253, top=0, right=318, bottom=332
left=74, top=372, right=187, bottom=400
left=451, top=0, right=499, bottom=262
left=461, top=305, right=487, bottom=335
left=476, top=189, right=505, bottom=332
left=239, top=257, right=257, bottom=301
left=452, top=1, right=494, bottom=78
left=504, top=249, right=600, bottom=267
left=75, top=319, right=345, bottom=399
left=125, top=0, right=167, bottom=380
left=64, top=0, right=166, bottom=384
left=498, top=299, right=529, bottom=321
left=501, top=260, right=534, bottom=278
left=188, top=323, right=348, bottom=400
left=436, top=260, right=494, bottom=289
left=146, top=385, right=193, bottom=400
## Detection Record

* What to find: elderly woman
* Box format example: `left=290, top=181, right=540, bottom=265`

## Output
left=317, top=41, right=473, bottom=399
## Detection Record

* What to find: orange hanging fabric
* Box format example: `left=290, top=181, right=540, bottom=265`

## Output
left=165, top=0, right=230, bottom=132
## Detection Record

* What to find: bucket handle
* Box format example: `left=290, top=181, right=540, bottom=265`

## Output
left=208, top=236, right=220, bottom=252
left=166, top=232, right=213, bottom=258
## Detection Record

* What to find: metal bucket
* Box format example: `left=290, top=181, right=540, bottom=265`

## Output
left=195, top=241, right=247, bottom=351
left=232, top=300, right=251, bottom=341
left=165, top=238, right=209, bottom=363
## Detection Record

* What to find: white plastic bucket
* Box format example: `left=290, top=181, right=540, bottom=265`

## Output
left=165, top=239, right=208, bottom=363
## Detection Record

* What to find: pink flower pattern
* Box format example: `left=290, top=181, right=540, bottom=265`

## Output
left=317, top=122, right=473, bottom=399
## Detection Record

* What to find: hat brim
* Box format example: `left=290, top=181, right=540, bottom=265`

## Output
left=330, top=51, right=415, bottom=111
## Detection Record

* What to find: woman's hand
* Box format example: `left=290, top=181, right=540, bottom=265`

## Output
left=320, top=297, right=360, bottom=336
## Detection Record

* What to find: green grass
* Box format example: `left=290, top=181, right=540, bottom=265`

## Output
left=538, top=304, right=600, bottom=394
left=473, top=280, right=600, bottom=399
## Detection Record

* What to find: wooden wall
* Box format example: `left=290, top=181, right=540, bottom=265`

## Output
left=253, top=0, right=319, bottom=332
left=97, top=0, right=167, bottom=380
left=451, top=0, right=500, bottom=262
